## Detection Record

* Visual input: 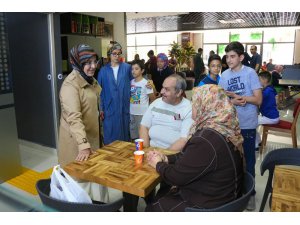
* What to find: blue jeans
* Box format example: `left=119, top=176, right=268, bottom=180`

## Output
left=241, top=129, right=256, bottom=194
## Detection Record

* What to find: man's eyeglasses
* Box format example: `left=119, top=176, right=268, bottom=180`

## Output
left=84, top=60, right=99, bottom=67
left=111, top=52, right=122, bottom=56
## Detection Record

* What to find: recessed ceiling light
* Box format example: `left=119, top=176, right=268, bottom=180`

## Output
left=218, top=19, right=245, bottom=24
left=182, top=22, right=196, bottom=25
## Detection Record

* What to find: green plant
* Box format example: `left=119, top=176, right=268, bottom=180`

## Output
left=169, top=41, right=196, bottom=72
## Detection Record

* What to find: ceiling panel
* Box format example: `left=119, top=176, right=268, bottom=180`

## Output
left=127, top=12, right=300, bottom=33
left=178, top=12, right=300, bottom=30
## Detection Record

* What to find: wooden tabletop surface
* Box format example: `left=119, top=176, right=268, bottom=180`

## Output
left=64, top=141, right=175, bottom=197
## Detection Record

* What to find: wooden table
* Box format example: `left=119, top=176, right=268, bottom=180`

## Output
left=272, top=165, right=300, bottom=212
left=64, top=140, right=174, bottom=211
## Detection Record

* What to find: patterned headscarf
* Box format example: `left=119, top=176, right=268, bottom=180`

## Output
left=157, top=53, right=169, bottom=71
left=189, top=84, right=244, bottom=155
left=69, top=44, right=97, bottom=84
left=107, top=41, right=122, bottom=56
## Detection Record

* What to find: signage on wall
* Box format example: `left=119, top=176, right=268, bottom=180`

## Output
left=0, top=12, right=12, bottom=95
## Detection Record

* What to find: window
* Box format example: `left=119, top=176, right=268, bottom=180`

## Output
left=127, top=35, right=135, bottom=47
left=204, top=30, right=229, bottom=43
left=156, top=32, right=178, bottom=45
left=264, top=28, right=295, bottom=43
left=262, top=43, right=294, bottom=65
left=230, top=29, right=263, bottom=43
left=136, top=33, right=155, bottom=46
left=136, top=46, right=156, bottom=62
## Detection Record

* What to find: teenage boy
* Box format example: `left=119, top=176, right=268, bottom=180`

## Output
left=219, top=41, right=262, bottom=211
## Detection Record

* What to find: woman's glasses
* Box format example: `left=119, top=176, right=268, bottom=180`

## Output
left=111, top=52, right=122, bottom=56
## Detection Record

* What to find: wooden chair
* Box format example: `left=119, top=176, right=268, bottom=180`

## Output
left=260, top=98, right=300, bottom=154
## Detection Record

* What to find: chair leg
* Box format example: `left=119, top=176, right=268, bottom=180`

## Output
left=259, top=185, right=272, bottom=212
left=260, top=127, right=268, bottom=154
left=292, top=131, right=297, bottom=148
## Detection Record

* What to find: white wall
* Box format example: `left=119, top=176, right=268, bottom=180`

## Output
left=82, top=12, right=127, bottom=59
left=294, top=30, right=300, bottom=64
left=193, top=33, right=204, bottom=51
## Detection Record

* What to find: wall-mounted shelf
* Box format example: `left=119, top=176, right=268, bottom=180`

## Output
left=60, top=13, right=105, bottom=37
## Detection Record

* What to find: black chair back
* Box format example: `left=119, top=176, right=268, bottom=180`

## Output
left=36, top=178, right=123, bottom=212
left=259, top=148, right=300, bottom=212
left=185, top=172, right=254, bottom=212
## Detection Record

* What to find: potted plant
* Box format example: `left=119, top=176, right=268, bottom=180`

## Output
left=169, top=41, right=196, bottom=72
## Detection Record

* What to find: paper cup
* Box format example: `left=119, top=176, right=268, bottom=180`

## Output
left=134, top=138, right=144, bottom=150
left=134, top=150, right=144, bottom=164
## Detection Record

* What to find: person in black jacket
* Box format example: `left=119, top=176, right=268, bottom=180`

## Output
left=146, top=84, right=244, bottom=212
left=151, top=53, right=173, bottom=94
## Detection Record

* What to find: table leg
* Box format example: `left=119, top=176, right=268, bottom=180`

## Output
left=122, top=192, right=139, bottom=212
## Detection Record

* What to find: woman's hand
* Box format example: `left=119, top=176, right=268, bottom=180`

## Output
left=146, top=150, right=167, bottom=168
left=76, top=148, right=92, bottom=161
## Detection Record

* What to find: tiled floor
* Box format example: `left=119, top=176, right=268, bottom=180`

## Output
left=0, top=96, right=298, bottom=212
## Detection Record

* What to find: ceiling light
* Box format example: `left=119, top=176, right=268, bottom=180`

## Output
left=182, top=22, right=196, bottom=25
left=218, top=19, right=245, bottom=24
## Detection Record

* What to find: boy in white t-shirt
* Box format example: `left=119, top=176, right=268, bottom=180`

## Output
left=130, top=60, right=156, bottom=140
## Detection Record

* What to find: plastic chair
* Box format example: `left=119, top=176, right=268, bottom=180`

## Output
left=260, top=98, right=300, bottom=153
left=36, top=178, right=123, bottom=212
left=259, top=148, right=300, bottom=212
left=185, top=172, right=254, bottom=212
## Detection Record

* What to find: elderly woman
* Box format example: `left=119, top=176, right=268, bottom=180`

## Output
left=146, top=84, right=244, bottom=212
left=97, top=41, right=132, bottom=145
left=152, top=53, right=173, bottom=93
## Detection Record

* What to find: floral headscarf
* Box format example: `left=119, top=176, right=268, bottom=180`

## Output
left=189, top=84, right=244, bottom=155
left=69, top=44, right=97, bottom=84
left=157, top=53, right=169, bottom=71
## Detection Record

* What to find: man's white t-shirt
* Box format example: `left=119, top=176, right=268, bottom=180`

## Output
left=130, top=78, right=154, bottom=115
left=141, top=98, right=193, bottom=149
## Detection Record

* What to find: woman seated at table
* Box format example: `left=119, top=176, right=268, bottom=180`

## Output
left=146, top=84, right=244, bottom=212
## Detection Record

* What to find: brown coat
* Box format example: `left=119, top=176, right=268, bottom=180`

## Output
left=58, top=70, right=101, bottom=166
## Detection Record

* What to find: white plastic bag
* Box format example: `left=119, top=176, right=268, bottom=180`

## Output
left=77, top=181, right=109, bottom=203
left=49, top=165, right=92, bottom=203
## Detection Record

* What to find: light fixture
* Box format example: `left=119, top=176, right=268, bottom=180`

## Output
left=182, top=22, right=196, bottom=25
left=218, top=19, right=245, bottom=24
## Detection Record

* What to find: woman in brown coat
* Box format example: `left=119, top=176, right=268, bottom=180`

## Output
left=58, top=44, right=101, bottom=166
left=58, top=44, right=109, bottom=202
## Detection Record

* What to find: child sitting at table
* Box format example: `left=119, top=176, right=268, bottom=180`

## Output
left=256, top=71, right=280, bottom=150
left=130, top=60, right=156, bottom=140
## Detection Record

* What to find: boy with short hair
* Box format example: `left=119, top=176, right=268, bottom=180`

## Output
left=198, top=54, right=222, bottom=86
left=130, top=60, right=156, bottom=140
left=219, top=41, right=262, bottom=211
left=256, top=71, right=280, bottom=148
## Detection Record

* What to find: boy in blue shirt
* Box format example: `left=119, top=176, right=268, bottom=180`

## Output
left=198, top=54, right=221, bottom=86
left=256, top=71, right=280, bottom=149
left=219, top=41, right=262, bottom=211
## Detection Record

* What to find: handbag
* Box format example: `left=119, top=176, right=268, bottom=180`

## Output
left=49, top=165, right=92, bottom=203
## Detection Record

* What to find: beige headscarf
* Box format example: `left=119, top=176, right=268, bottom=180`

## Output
left=189, top=84, right=244, bottom=155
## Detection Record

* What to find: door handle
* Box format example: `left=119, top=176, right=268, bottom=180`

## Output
left=47, top=74, right=52, bottom=80
left=57, top=74, right=63, bottom=80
